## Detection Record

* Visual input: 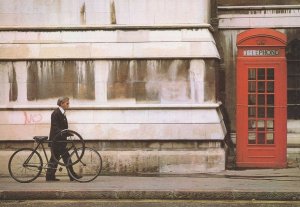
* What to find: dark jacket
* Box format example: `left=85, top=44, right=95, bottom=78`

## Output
left=49, top=108, right=68, bottom=146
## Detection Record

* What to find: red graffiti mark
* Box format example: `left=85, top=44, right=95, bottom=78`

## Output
left=24, top=112, right=43, bottom=124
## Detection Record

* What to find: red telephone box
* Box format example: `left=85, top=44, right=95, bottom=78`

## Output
left=236, top=28, right=287, bottom=168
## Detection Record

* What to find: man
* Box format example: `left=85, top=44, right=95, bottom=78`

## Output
left=46, top=97, right=80, bottom=181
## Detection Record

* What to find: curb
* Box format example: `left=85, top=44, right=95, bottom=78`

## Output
left=1, top=190, right=300, bottom=201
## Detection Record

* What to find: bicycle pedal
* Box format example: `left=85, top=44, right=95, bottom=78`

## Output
left=58, top=167, right=63, bottom=172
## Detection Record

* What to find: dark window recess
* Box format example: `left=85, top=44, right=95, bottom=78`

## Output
left=286, top=38, right=300, bottom=119
left=27, top=61, right=95, bottom=101
left=107, top=60, right=191, bottom=102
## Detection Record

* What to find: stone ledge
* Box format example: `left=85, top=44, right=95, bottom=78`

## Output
left=0, top=146, right=226, bottom=176
left=0, top=103, right=222, bottom=110
left=0, top=42, right=220, bottom=59
left=0, top=24, right=213, bottom=31
left=0, top=140, right=224, bottom=151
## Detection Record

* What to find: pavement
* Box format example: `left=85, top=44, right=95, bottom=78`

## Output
left=0, top=167, right=299, bottom=201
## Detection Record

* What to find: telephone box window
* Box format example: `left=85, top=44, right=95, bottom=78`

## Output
left=266, top=133, right=274, bottom=144
left=258, top=95, right=265, bottom=105
left=258, top=68, right=265, bottom=80
left=267, top=95, right=274, bottom=105
left=248, top=120, right=256, bottom=130
left=248, top=94, right=256, bottom=105
left=248, top=82, right=256, bottom=92
left=248, top=69, right=256, bottom=80
left=248, top=107, right=256, bottom=117
left=258, top=82, right=265, bottom=92
left=247, top=67, right=275, bottom=145
left=267, top=120, right=274, bottom=129
left=267, top=82, right=274, bottom=92
left=267, top=108, right=274, bottom=118
left=258, top=107, right=265, bottom=118
left=267, top=69, right=274, bottom=80
left=248, top=133, right=256, bottom=144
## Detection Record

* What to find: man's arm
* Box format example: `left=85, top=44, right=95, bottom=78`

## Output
left=51, top=111, right=64, bottom=137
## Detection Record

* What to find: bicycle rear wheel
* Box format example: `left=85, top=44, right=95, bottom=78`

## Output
left=51, top=129, right=85, bottom=166
left=68, top=147, right=102, bottom=183
left=8, top=148, right=43, bottom=183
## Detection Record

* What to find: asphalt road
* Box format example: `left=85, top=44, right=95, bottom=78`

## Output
left=1, top=200, right=300, bottom=207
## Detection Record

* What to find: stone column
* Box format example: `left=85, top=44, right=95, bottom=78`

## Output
left=94, top=60, right=109, bottom=104
left=0, top=62, right=10, bottom=105
left=14, top=61, right=27, bottom=104
left=189, top=60, right=205, bottom=103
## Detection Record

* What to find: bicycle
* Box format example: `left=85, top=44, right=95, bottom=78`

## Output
left=8, top=129, right=102, bottom=183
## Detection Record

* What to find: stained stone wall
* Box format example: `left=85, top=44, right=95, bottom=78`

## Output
left=0, top=0, right=227, bottom=174
left=0, top=0, right=211, bottom=26
left=0, top=59, right=224, bottom=142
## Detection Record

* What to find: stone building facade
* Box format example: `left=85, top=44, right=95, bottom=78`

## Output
left=0, top=0, right=226, bottom=176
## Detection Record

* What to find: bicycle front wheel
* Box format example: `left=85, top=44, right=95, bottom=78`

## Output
left=8, top=148, right=43, bottom=183
left=68, top=147, right=102, bottom=183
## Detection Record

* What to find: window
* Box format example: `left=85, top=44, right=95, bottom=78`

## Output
left=287, top=39, right=300, bottom=119
left=248, top=68, right=274, bottom=144
left=27, top=61, right=95, bottom=100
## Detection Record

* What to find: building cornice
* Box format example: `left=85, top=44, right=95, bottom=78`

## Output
left=0, top=103, right=222, bottom=111
left=0, top=24, right=214, bottom=32
left=218, top=5, right=300, bottom=10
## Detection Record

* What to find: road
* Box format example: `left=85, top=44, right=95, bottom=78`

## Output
left=1, top=200, right=299, bottom=207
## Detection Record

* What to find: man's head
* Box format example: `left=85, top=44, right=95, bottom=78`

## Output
left=57, top=97, right=70, bottom=110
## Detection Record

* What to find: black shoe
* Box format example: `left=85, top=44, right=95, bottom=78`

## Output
left=46, top=177, right=60, bottom=182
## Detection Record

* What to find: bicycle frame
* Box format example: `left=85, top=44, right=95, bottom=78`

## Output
left=24, top=141, right=50, bottom=170
left=22, top=139, right=83, bottom=174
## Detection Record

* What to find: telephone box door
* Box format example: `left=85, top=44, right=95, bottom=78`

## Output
left=236, top=29, right=287, bottom=168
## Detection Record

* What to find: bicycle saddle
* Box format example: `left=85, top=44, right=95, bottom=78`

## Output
left=33, top=136, right=48, bottom=142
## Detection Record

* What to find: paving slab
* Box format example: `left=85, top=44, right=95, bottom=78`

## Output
left=0, top=168, right=299, bottom=201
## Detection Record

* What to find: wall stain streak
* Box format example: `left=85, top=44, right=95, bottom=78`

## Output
left=80, top=2, right=86, bottom=25
left=110, top=0, right=117, bottom=24
left=8, top=63, right=17, bottom=102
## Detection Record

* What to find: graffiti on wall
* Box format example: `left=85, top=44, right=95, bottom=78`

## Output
left=23, top=112, right=43, bottom=124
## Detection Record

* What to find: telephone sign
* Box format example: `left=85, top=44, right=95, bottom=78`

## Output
left=243, top=49, right=279, bottom=56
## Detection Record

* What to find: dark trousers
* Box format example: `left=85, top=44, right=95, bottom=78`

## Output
left=46, top=146, right=76, bottom=179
